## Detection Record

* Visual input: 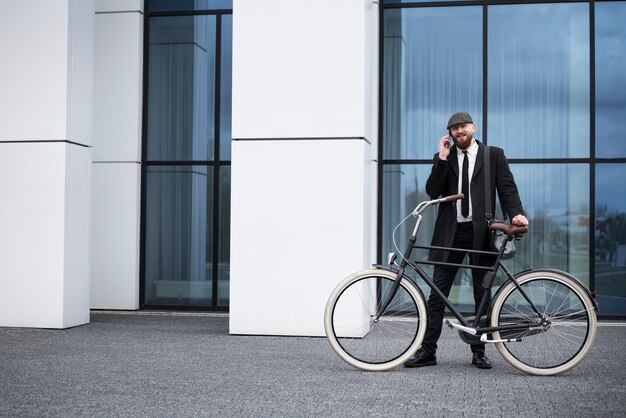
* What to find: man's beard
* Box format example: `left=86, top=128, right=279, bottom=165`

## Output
left=454, top=133, right=473, bottom=150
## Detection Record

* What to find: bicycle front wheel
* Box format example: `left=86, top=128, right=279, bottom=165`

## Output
left=324, top=269, right=427, bottom=371
left=490, top=270, right=597, bottom=376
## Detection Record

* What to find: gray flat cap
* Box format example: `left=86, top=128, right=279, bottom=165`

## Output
left=447, top=112, right=474, bottom=129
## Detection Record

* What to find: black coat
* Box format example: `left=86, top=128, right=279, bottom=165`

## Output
left=425, top=140, right=525, bottom=261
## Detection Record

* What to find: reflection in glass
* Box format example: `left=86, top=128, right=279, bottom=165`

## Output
left=595, top=164, right=626, bottom=314
left=381, top=2, right=622, bottom=316
left=382, top=163, right=591, bottom=310
left=147, top=16, right=216, bottom=161
left=218, top=166, right=231, bottom=306
left=382, top=164, right=475, bottom=309
left=220, top=14, right=233, bottom=160
left=383, top=7, right=482, bottom=160
left=144, top=166, right=214, bottom=307
left=144, top=11, right=232, bottom=309
left=488, top=4, right=589, bottom=158
left=595, top=2, right=626, bottom=158
left=501, top=164, right=590, bottom=285
left=382, top=164, right=435, bottom=256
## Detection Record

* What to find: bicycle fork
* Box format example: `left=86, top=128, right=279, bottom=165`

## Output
left=375, top=212, right=425, bottom=322
left=373, top=235, right=416, bottom=322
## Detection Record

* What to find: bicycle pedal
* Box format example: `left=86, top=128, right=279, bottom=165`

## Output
left=445, top=320, right=477, bottom=335
left=479, top=333, right=522, bottom=343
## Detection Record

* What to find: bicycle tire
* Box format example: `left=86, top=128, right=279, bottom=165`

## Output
left=490, top=270, right=597, bottom=376
left=324, top=268, right=428, bottom=371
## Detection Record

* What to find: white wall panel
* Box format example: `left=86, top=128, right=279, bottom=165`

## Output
left=230, top=139, right=371, bottom=336
left=0, top=143, right=90, bottom=328
left=0, top=0, right=69, bottom=140
left=231, top=0, right=376, bottom=336
left=96, top=0, right=143, bottom=13
left=91, top=163, right=141, bottom=309
left=93, top=11, right=143, bottom=161
left=0, top=0, right=94, bottom=328
left=232, top=0, right=367, bottom=139
left=64, top=145, right=92, bottom=326
left=67, top=0, right=95, bottom=146
left=90, top=0, right=143, bottom=311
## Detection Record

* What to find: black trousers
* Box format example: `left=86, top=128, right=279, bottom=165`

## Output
left=421, top=222, right=493, bottom=355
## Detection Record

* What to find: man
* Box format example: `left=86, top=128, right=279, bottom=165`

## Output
left=404, top=112, right=528, bottom=369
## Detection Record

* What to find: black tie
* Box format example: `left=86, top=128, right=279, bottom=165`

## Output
left=462, top=151, right=469, bottom=217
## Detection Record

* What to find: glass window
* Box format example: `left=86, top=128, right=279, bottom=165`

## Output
left=383, top=7, right=482, bottom=160
left=595, top=164, right=626, bottom=314
left=147, top=16, right=216, bottom=161
left=381, top=163, right=590, bottom=310
left=500, top=164, right=590, bottom=285
left=217, top=166, right=231, bottom=307
left=381, top=164, right=436, bottom=257
left=144, top=166, right=214, bottom=307
left=220, top=14, right=233, bottom=160
left=382, top=2, right=621, bottom=316
left=595, top=1, right=626, bottom=158
left=147, top=0, right=232, bottom=12
left=382, top=164, right=480, bottom=309
left=144, top=10, right=232, bottom=310
left=488, top=4, right=590, bottom=158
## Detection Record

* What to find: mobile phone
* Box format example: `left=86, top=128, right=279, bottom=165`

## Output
left=446, top=130, right=454, bottom=148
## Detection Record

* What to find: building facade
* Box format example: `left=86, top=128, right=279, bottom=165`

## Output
left=381, top=0, right=626, bottom=316
left=0, top=0, right=624, bottom=332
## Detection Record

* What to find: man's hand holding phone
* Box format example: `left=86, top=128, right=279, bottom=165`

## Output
left=438, top=134, right=452, bottom=160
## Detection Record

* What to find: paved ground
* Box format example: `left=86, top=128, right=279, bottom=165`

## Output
left=0, top=312, right=624, bottom=417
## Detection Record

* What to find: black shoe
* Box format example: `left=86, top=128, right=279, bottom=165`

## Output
left=472, top=350, right=492, bottom=369
left=403, top=349, right=437, bottom=368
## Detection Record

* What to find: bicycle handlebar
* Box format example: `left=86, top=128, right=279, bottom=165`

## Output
left=413, top=194, right=465, bottom=217
left=442, top=193, right=464, bottom=203
left=489, top=222, right=528, bottom=237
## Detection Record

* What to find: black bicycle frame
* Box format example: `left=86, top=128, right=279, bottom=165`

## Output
left=376, top=233, right=544, bottom=335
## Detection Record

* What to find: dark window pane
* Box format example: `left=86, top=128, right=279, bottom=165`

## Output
left=383, top=7, right=482, bottom=160
left=220, top=14, right=232, bottom=160
left=595, top=2, right=626, bottom=158
left=147, top=15, right=216, bottom=161
left=144, top=166, right=214, bottom=307
left=143, top=10, right=231, bottom=309
left=595, top=164, right=626, bottom=315
left=218, top=166, right=231, bottom=307
left=488, top=4, right=589, bottom=158
left=148, top=0, right=232, bottom=12
left=381, top=164, right=435, bottom=259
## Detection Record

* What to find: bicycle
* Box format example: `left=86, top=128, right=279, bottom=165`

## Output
left=324, top=194, right=598, bottom=375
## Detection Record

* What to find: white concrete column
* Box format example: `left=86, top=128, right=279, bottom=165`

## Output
left=90, top=0, right=143, bottom=310
left=0, top=0, right=95, bottom=328
left=230, top=0, right=378, bottom=336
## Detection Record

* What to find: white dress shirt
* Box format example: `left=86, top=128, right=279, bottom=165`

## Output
left=456, top=140, right=479, bottom=222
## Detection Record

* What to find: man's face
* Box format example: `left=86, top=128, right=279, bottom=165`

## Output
left=450, top=123, right=476, bottom=150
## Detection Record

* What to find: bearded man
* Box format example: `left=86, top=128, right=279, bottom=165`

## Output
left=404, top=112, right=529, bottom=370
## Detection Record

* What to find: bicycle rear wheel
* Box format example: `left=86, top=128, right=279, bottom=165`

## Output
left=324, top=269, right=427, bottom=371
left=490, top=270, right=597, bottom=376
